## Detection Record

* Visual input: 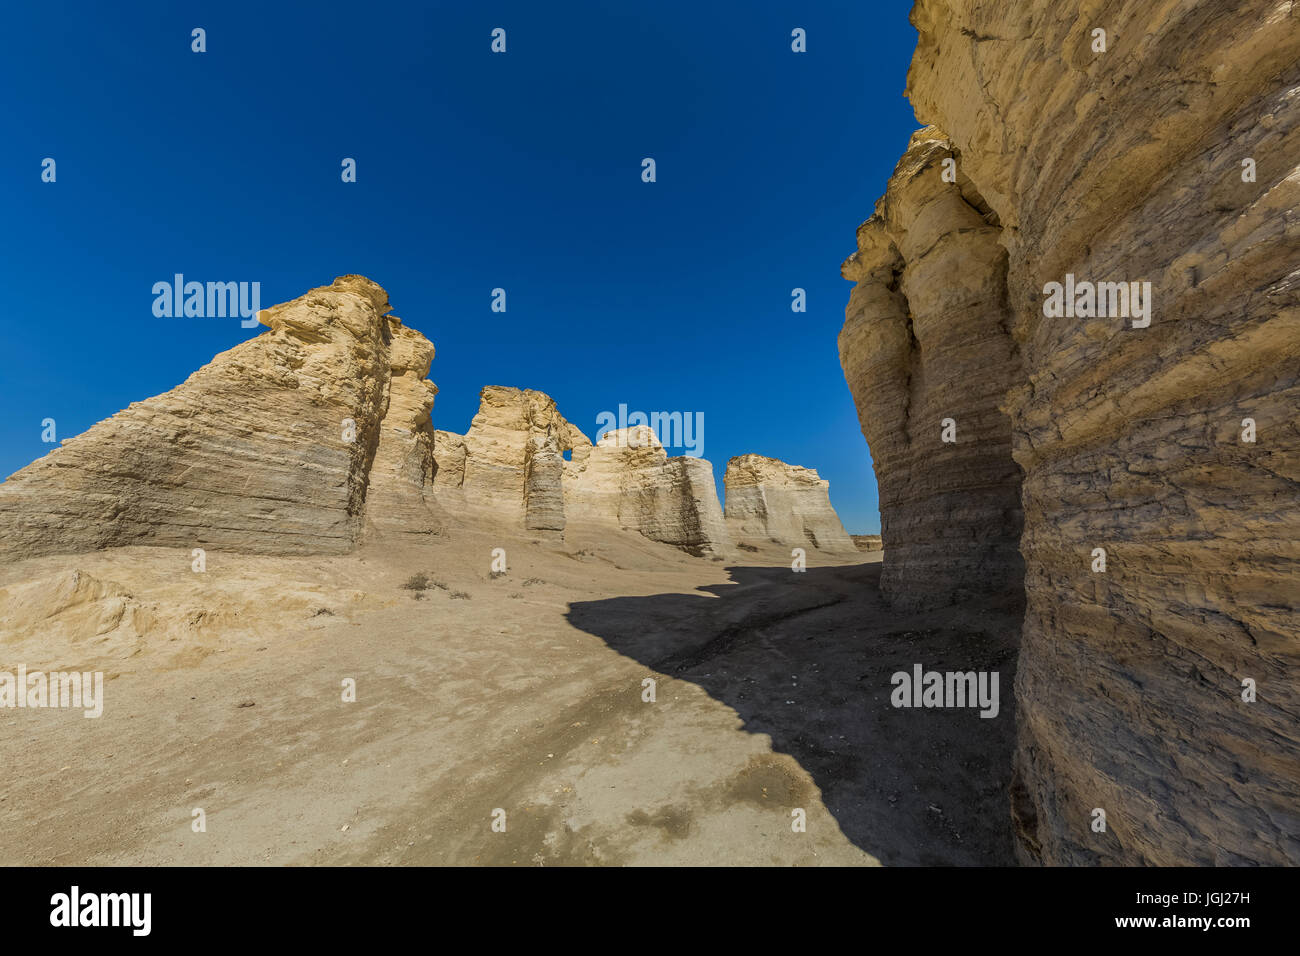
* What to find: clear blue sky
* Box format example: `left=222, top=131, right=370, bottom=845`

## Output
left=0, top=0, right=918, bottom=534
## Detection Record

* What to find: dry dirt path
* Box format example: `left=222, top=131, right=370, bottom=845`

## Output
left=0, top=525, right=1018, bottom=865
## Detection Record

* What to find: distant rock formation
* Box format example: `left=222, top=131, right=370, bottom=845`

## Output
left=1, top=280, right=850, bottom=567
left=432, top=386, right=588, bottom=530
left=433, top=391, right=736, bottom=555
left=0, top=276, right=441, bottom=559
left=565, top=426, right=732, bottom=557
left=851, top=535, right=882, bottom=553
left=723, top=455, right=855, bottom=553
left=844, top=0, right=1300, bottom=865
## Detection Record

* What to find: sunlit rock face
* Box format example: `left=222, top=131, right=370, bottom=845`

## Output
left=723, top=454, right=856, bottom=553
left=565, top=427, right=732, bottom=558
left=0, top=276, right=437, bottom=558
left=432, top=386, right=587, bottom=528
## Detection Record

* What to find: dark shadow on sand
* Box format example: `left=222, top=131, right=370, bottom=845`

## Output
left=566, top=561, right=1022, bottom=865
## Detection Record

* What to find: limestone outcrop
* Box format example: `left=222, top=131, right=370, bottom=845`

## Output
left=723, top=455, right=856, bottom=552
left=434, top=390, right=735, bottom=555
left=431, top=386, right=588, bottom=528
left=840, top=130, right=1024, bottom=610
left=843, top=0, right=1300, bottom=864
left=523, top=432, right=566, bottom=532
left=565, top=427, right=732, bottom=557
left=362, top=309, right=445, bottom=538
left=0, top=276, right=442, bottom=559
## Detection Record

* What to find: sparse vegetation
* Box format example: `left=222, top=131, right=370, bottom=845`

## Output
left=402, top=574, right=449, bottom=592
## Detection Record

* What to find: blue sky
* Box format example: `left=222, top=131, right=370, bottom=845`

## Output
left=0, top=0, right=918, bottom=534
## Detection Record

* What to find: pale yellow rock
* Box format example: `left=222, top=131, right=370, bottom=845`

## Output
left=432, top=386, right=588, bottom=527
left=723, top=455, right=855, bottom=553
left=0, top=276, right=440, bottom=559
left=363, top=315, right=445, bottom=538
left=565, top=427, right=731, bottom=557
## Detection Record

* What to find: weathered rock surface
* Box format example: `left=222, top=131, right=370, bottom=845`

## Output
left=434, top=389, right=734, bottom=555
left=565, top=427, right=732, bottom=557
left=723, top=455, right=856, bottom=552
left=363, top=312, right=445, bottom=538
left=844, top=0, right=1300, bottom=864
left=0, top=276, right=441, bottom=559
left=432, top=386, right=588, bottom=528
left=841, top=130, right=1025, bottom=610
left=524, top=432, right=566, bottom=532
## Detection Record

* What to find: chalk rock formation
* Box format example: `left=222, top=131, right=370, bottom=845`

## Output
left=436, top=390, right=731, bottom=554
left=432, top=386, right=588, bottom=528
left=840, top=130, right=1024, bottom=610
left=0, top=276, right=442, bottom=559
left=845, top=0, right=1300, bottom=864
left=723, top=455, right=856, bottom=552
left=362, top=311, right=445, bottom=538
left=565, top=427, right=732, bottom=557
left=523, top=433, right=566, bottom=532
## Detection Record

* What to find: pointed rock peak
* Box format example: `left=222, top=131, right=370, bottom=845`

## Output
left=326, top=275, right=392, bottom=315
left=256, top=275, right=398, bottom=342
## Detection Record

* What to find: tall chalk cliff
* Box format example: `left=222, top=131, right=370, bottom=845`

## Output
left=843, top=0, right=1300, bottom=864
left=724, top=454, right=857, bottom=553
left=0, top=276, right=442, bottom=558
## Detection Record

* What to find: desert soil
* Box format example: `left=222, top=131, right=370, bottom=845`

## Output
left=0, top=522, right=1019, bottom=865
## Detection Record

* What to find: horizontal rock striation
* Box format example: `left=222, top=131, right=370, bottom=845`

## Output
left=432, top=386, right=588, bottom=528
left=363, top=311, right=446, bottom=538
left=840, top=130, right=1025, bottom=610
left=723, top=454, right=856, bottom=552
left=565, top=427, right=732, bottom=557
left=1, top=280, right=841, bottom=566
left=0, top=276, right=441, bottom=559
left=845, top=0, right=1300, bottom=864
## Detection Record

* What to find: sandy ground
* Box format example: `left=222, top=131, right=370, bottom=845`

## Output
left=0, top=520, right=1020, bottom=865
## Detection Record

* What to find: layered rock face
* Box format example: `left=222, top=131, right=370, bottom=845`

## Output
left=845, top=0, right=1300, bottom=864
left=841, top=130, right=1025, bottom=611
left=0, top=276, right=441, bottom=559
left=565, top=427, right=732, bottom=557
left=523, top=433, right=566, bottom=532
left=434, top=390, right=739, bottom=554
left=432, top=386, right=589, bottom=528
left=362, top=312, right=445, bottom=538
left=723, top=455, right=856, bottom=552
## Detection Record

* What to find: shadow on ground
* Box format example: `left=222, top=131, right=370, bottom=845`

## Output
left=566, top=562, right=1022, bottom=865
